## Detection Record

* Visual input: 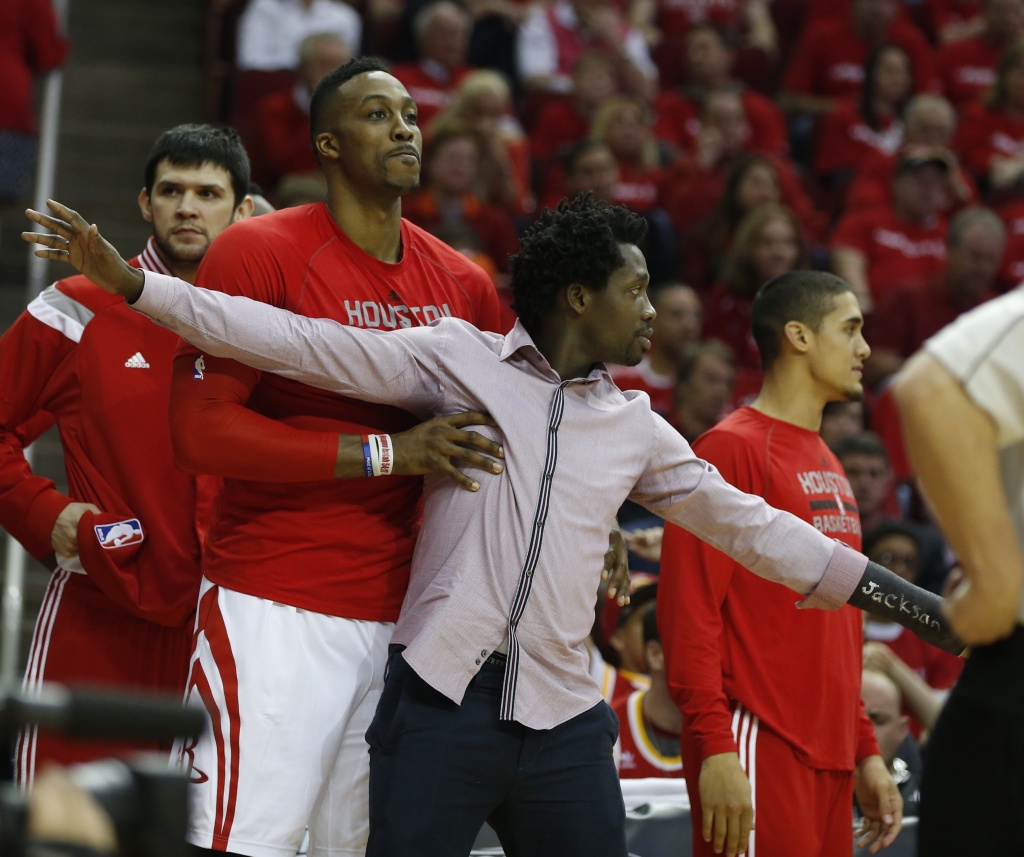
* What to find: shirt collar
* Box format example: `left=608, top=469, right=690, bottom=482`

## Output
left=500, top=320, right=613, bottom=385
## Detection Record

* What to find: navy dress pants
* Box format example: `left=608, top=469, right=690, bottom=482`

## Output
left=365, top=647, right=627, bottom=857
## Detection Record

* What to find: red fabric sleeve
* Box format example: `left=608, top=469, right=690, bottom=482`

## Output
left=781, top=22, right=825, bottom=94
left=952, top=102, right=994, bottom=177
left=856, top=695, right=882, bottom=763
left=743, top=92, right=789, bottom=158
left=0, top=309, right=74, bottom=558
left=169, top=352, right=338, bottom=482
left=25, top=0, right=69, bottom=73
left=658, top=429, right=756, bottom=762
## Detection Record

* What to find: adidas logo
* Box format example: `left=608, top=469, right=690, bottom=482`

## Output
left=124, top=352, right=150, bottom=369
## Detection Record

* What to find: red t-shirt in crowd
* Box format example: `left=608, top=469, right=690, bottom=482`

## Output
left=783, top=18, right=938, bottom=100
left=844, top=150, right=978, bottom=215
left=830, top=207, right=948, bottom=302
left=937, top=34, right=1002, bottom=112
left=610, top=356, right=676, bottom=418
left=247, top=87, right=318, bottom=191
left=653, top=88, right=789, bottom=157
left=814, top=100, right=903, bottom=177
left=391, top=61, right=473, bottom=130
left=997, top=197, right=1024, bottom=289
left=656, top=0, right=741, bottom=40
left=953, top=100, right=1024, bottom=179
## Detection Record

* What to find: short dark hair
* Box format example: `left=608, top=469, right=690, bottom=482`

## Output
left=144, top=124, right=250, bottom=206
left=832, top=430, right=891, bottom=463
left=509, top=193, right=647, bottom=335
left=751, top=270, right=852, bottom=370
left=309, top=55, right=391, bottom=148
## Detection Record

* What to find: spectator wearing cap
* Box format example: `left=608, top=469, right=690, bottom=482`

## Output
left=844, top=95, right=977, bottom=217
left=861, top=523, right=964, bottom=740
left=865, top=206, right=1005, bottom=387
left=954, top=40, right=1024, bottom=191
left=937, top=0, right=1024, bottom=112
left=830, top=150, right=951, bottom=312
left=391, top=1, right=476, bottom=130
left=613, top=608, right=684, bottom=779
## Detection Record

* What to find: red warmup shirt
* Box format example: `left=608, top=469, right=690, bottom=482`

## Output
left=830, top=207, right=947, bottom=302
left=869, top=275, right=995, bottom=358
left=937, top=35, right=1001, bottom=112
left=658, top=408, right=878, bottom=770
left=813, top=100, right=903, bottom=178
left=783, top=18, right=938, bottom=100
left=171, top=203, right=502, bottom=622
left=953, top=101, right=1024, bottom=179
left=0, top=243, right=203, bottom=627
left=653, top=88, right=788, bottom=158
left=614, top=689, right=684, bottom=778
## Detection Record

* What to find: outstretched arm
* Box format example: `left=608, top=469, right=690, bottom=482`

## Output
left=24, top=200, right=506, bottom=491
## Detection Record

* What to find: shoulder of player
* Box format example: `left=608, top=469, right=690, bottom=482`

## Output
left=52, top=260, right=144, bottom=313
left=401, top=219, right=495, bottom=286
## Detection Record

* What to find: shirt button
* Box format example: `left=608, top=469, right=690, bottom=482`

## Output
left=475, top=658, right=481, bottom=665
left=480, top=650, right=488, bottom=657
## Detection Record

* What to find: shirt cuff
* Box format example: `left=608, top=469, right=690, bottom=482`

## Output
left=797, top=540, right=867, bottom=611
left=132, top=270, right=178, bottom=317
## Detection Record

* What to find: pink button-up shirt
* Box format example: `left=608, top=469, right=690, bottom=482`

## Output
left=135, top=271, right=867, bottom=730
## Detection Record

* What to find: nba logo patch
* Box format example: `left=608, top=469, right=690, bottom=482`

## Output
left=94, top=518, right=145, bottom=549
left=194, top=355, right=206, bottom=380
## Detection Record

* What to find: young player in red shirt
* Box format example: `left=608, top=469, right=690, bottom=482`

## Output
left=658, top=271, right=902, bottom=857
left=0, top=125, right=253, bottom=785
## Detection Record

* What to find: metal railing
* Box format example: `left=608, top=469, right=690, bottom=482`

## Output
left=1, top=0, right=70, bottom=686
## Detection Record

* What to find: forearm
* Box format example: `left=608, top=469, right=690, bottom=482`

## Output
left=884, top=657, right=945, bottom=731
left=848, top=561, right=964, bottom=654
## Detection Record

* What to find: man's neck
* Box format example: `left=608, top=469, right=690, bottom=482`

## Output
left=327, top=186, right=405, bottom=262
left=750, top=371, right=827, bottom=432
left=153, top=245, right=199, bottom=285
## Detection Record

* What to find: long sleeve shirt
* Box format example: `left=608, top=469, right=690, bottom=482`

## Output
left=130, top=271, right=869, bottom=730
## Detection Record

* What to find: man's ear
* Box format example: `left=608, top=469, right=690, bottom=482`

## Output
left=138, top=188, right=153, bottom=223
left=315, top=131, right=339, bottom=163
left=566, top=282, right=587, bottom=316
left=234, top=195, right=255, bottom=222
left=783, top=320, right=811, bottom=354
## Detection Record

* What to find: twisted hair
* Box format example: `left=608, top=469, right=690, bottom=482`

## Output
left=509, top=193, right=647, bottom=335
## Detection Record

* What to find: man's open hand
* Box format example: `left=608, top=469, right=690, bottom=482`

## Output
left=23, top=199, right=145, bottom=299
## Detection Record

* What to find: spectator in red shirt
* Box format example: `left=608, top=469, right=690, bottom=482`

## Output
left=814, top=43, right=912, bottom=197
left=429, top=69, right=534, bottom=214
left=831, top=151, right=951, bottom=311
left=247, top=32, right=351, bottom=203
left=661, top=90, right=822, bottom=251
left=403, top=127, right=521, bottom=273
left=669, top=339, right=737, bottom=441
left=0, top=0, right=68, bottom=201
left=529, top=50, right=619, bottom=165
left=611, top=281, right=703, bottom=417
left=845, top=94, right=977, bottom=215
left=541, top=137, right=620, bottom=210
left=703, top=203, right=810, bottom=403
left=391, top=0, right=475, bottom=129
left=652, top=22, right=788, bottom=157
left=780, top=0, right=938, bottom=118
left=864, top=205, right=1004, bottom=385
left=954, top=39, right=1024, bottom=190
left=938, top=0, right=1024, bottom=111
